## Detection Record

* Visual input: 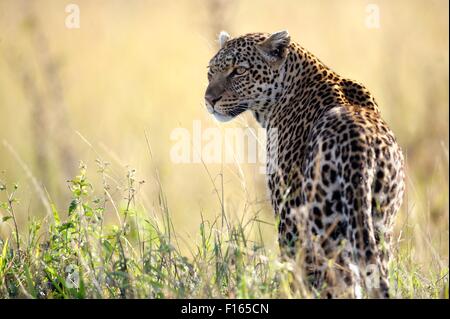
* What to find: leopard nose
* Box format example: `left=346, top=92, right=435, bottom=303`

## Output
left=205, top=94, right=222, bottom=107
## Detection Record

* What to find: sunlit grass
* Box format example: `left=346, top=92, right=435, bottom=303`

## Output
left=0, top=162, right=447, bottom=298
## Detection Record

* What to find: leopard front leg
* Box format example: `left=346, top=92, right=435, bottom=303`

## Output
left=276, top=204, right=357, bottom=298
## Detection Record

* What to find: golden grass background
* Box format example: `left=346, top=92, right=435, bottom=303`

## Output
left=0, top=0, right=448, bottom=285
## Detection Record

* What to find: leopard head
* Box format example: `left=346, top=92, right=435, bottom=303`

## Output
left=205, top=31, right=291, bottom=122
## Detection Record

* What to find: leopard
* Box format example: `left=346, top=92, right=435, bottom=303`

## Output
left=204, top=30, right=405, bottom=298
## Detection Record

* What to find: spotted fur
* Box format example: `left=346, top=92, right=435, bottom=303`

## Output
left=204, top=31, right=405, bottom=298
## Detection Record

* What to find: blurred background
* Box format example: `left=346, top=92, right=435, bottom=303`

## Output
left=0, top=0, right=448, bottom=269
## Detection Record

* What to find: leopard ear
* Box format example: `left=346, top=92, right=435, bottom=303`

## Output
left=256, top=30, right=291, bottom=67
left=218, top=31, right=230, bottom=48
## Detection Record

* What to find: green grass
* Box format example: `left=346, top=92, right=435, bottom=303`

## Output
left=0, top=162, right=448, bottom=299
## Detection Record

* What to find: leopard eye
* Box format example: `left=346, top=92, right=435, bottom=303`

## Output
left=234, top=67, right=247, bottom=75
